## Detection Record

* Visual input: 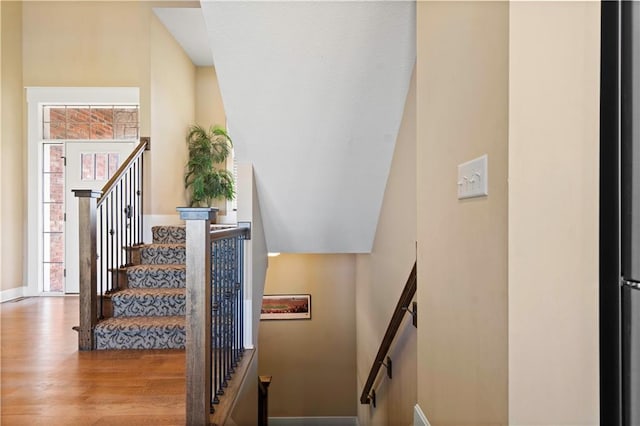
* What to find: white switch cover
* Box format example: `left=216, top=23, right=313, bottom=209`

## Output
left=457, top=154, right=488, bottom=199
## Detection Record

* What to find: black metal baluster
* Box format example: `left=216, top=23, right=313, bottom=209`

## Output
left=218, top=240, right=226, bottom=397
left=132, top=159, right=140, bottom=245
left=139, top=155, right=144, bottom=246
left=239, top=237, right=245, bottom=355
left=232, top=237, right=237, bottom=368
left=119, top=183, right=124, bottom=286
left=101, top=203, right=107, bottom=300
left=115, top=185, right=121, bottom=291
left=131, top=162, right=136, bottom=246
left=240, top=237, right=244, bottom=357
left=238, top=237, right=242, bottom=362
left=97, top=204, right=104, bottom=320
left=108, top=196, right=114, bottom=294
left=127, top=167, right=133, bottom=262
left=231, top=237, right=237, bottom=370
left=217, top=239, right=224, bottom=393
left=138, top=159, right=142, bottom=244
left=209, top=238, right=220, bottom=406
left=124, top=170, right=130, bottom=266
left=214, top=238, right=219, bottom=402
left=213, top=239, right=221, bottom=403
left=228, top=239, right=233, bottom=373
left=129, top=168, right=133, bottom=262
left=228, top=239, right=233, bottom=376
left=229, top=239, right=234, bottom=369
left=113, top=186, right=118, bottom=292
left=111, top=195, right=116, bottom=294
left=219, top=238, right=225, bottom=389
left=119, top=181, right=124, bottom=273
left=223, top=238, right=228, bottom=384
left=235, top=237, right=243, bottom=360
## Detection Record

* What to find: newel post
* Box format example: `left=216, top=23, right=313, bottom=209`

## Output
left=73, top=189, right=101, bottom=351
left=178, top=207, right=216, bottom=426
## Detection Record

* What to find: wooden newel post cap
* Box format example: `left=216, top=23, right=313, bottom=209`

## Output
left=176, top=207, right=218, bottom=221
left=259, top=376, right=272, bottom=387
left=72, top=190, right=102, bottom=198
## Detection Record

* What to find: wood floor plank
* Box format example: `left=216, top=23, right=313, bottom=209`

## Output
left=1, top=297, right=187, bottom=425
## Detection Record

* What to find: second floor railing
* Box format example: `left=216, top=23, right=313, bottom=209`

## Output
left=177, top=207, right=251, bottom=425
left=210, top=226, right=247, bottom=406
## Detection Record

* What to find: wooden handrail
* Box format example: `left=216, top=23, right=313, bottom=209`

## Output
left=97, top=138, right=148, bottom=206
left=359, top=261, right=417, bottom=405
left=209, top=226, right=250, bottom=241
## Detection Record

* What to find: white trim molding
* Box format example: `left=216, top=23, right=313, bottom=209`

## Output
left=0, top=286, right=25, bottom=303
left=243, top=299, right=254, bottom=349
left=25, top=87, right=140, bottom=296
left=414, top=404, right=431, bottom=426
left=269, top=417, right=358, bottom=426
left=26, top=87, right=139, bottom=105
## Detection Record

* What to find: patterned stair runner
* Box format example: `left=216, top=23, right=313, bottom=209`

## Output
left=94, top=225, right=188, bottom=350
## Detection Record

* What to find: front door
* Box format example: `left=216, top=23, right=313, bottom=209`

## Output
left=64, top=141, right=135, bottom=293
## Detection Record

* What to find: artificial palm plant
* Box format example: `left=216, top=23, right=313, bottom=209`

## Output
left=184, top=124, right=235, bottom=207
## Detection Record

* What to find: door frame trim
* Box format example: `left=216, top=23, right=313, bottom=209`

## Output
left=25, top=87, right=139, bottom=296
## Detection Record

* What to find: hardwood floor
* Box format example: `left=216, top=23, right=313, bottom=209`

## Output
left=1, top=296, right=186, bottom=425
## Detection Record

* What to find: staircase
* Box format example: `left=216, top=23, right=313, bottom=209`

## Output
left=94, top=225, right=187, bottom=350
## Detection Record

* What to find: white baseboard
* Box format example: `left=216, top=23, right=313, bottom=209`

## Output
left=0, top=286, right=25, bottom=303
left=414, top=404, right=431, bottom=426
left=269, top=417, right=358, bottom=426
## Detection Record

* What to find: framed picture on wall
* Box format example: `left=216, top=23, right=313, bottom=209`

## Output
left=260, top=294, right=311, bottom=320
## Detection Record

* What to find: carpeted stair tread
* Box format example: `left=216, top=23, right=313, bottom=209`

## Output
left=152, top=225, right=186, bottom=244
left=94, top=316, right=185, bottom=350
left=139, top=243, right=185, bottom=265
left=95, top=225, right=192, bottom=350
left=151, top=224, right=236, bottom=245
left=126, top=264, right=186, bottom=288
left=111, top=288, right=185, bottom=317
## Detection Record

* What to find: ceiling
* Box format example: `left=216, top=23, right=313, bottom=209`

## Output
left=153, top=7, right=213, bottom=66
left=200, top=1, right=415, bottom=253
left=154, top=2, right=416, bottom=253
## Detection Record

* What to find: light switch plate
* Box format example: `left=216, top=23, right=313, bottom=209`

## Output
left=457, top=154, right=488, bottom=199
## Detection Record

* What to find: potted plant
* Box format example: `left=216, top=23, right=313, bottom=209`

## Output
left=184, top=124, right=235, bottom=208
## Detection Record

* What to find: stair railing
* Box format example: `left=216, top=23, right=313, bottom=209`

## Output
left=259, top=375, right=272, bottom=426
left=360, top=261, right=417, bottom=407
left=73, top=138, right=148, bottom=351
left=178, top=207, right=251, bottom=426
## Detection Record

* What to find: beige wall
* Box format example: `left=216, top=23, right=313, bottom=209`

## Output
left=195, top=66, right=226, bottom=128
left=508, top=2, right=600, bottom=423
left=195, top=66, right=229, bottom=216
left=13, top=2, right=199, bottom=295
left=228, top=354, right=258, bottom=426
left=356, top=69, right=416, bottom=426
left=416, top=1, right=509, bottom=424
left=22, top=1, right=197, bottom=217
left=1, top=1, right=24, bottom=292
left=22, top=1, right=152, bottom=135
left=149, top=13, right=195, bottom=214
left=258, top=254, right=356, bottom=417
